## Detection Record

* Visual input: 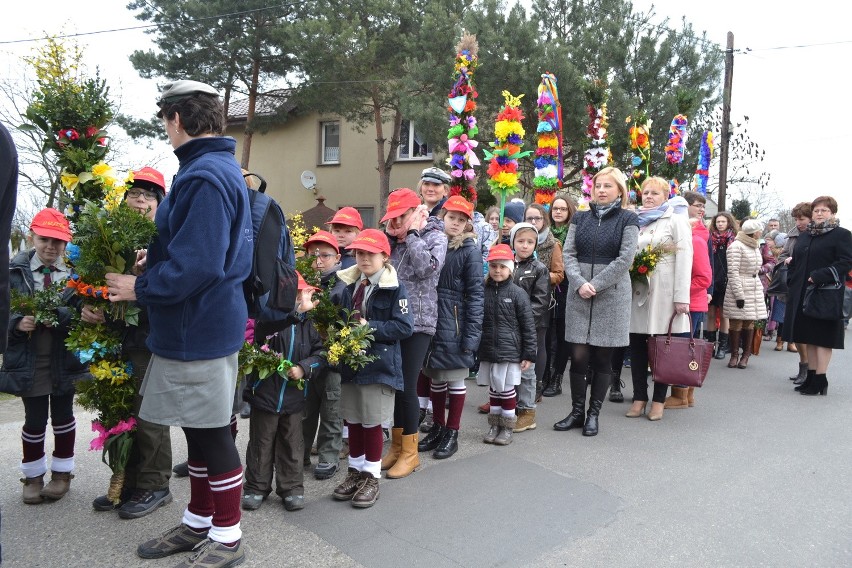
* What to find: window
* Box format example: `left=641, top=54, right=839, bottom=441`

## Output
left=320, top=121, right=340, bottom=164
left=354, top=207, right=375, bottom=229
left=398, top=120, right=432, bottom=160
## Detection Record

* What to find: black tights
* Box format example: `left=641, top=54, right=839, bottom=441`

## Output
left=22, top=393, right=74, bottom=431
left=568, top=343, right=615, bottom=375
left=629, top=333, right=669, bottom=403
left=396, top=332, right=432, bottom=435
left=183, top=425, right=241, bottom=477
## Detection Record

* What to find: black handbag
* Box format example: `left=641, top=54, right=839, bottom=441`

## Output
left=802, top=266, right=845, bottom=320
left=767, top=263, right=788, bottom=296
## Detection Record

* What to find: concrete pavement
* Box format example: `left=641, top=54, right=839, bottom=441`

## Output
left=1, top=337, right=850, bottom=567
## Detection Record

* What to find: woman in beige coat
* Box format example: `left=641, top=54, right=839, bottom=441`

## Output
left=627, top=178, right=693, bottom=421
left=723, top=219, right=768, bottom=369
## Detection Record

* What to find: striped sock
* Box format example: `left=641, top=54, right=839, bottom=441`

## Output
left=229, top=414, right=238, bottom=440
left=52, top=418, right=76, bottom=459
left=22, top=427, right=46, bottom=464
left=187, top=460, right=215, bottom=519
left=208, top=466, right=244, bottom=546
left=430, top=382, right=448, bottom=426
left=446, top=382, right=466, bottom=430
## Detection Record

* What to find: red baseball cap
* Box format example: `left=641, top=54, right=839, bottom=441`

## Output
left=486, top=244, right=514, bottom=263
left=442, top=195, right=474, bottom=219
left=327, top=207, right=364, bottom=230
left=132, top=166, right=166, bottom=191
left=296, top=271, right=317, bottom=291
left=346, top=228, right=391, bottom=256
left=30, top=208, right=72, bottom=242
left=381, top=188, right=422, bottom=222
left=304, top=230, right=340, bottom=254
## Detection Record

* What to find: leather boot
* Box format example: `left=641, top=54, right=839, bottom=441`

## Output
left=800, top=373, right=828, bottom=396
left=22, top=474, right=45, bottom=504
left=40, top=471, right=74, bottom=500
left=417, top=422, right=445, bottom=452
left=380, top=427, right=403, bottom=470
left=543, top=373, right=562, bottom=397
left=583, top=372, right=610, bottom=436
left=737, top=329, right=754, bottom=369
left=386, top=434, right=419, bottom=478
left=433, top=428, right=459, bottom=459
left=608, top=367, right=624, bottom=403
left=715, top=332, right=729, bottom=359
left=553, top=372, right=587, bottom=431
left=537, top=367, right=551, bottom=403
left=795, top=369, right=815, bottom=391
left=664, top=386, right=690, bottom=409
left=790, top=362, right=808, bottom=382
left=687, top=387, right=696, bottom=407
left=727, top=330, right=741, bottom=368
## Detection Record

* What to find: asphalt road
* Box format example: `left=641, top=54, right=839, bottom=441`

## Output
left=1, top=337, right=850, bottom=567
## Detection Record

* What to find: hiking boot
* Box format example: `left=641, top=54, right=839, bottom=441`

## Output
left=40, top=471, right=74, bottom=500
left=333, top=469, right=366, bottom=501
left=494, top=416, right=516, bottom=446
left=314, top=461, right=339, bottom=480
left=21, top=475, right=45, bottom=504
left=418, top=409, right=434, bottom=433
left=93, top=487, right=132, bottom=511
left=513, top=409, right=537, bottom=432
left=172, top=461, right=190, bottom=478
left=118, top=488, right=173, bottom=519
left=137, top=523, right=209, bottom=559
left=173, top=538, right=245, bottom=568
left=351, top=475, right=379, bottom=508
left=241, top=492, right=264, bottom=511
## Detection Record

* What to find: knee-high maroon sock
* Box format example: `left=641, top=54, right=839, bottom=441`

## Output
left=416, top=371, right=430, bottom=399
left=229, top=414, right=238, bottom=440
left=501, top=389, right=517, bottom=412
left=347, top=423, right=364, bottom=458
left=187, top=460, right=215, bottom=519
left=430, top=382, right=448, bottom=426
left=51, top=418, right=76, bottom=459
left=208, top=465, right=244, bottom=546
left=22, top=427, right=46, bottom=463
left=489, top=388, right=502, bottom=409
left=446, top=383, right=466, bottom=430
left=362, top=425, right=384, bottom=463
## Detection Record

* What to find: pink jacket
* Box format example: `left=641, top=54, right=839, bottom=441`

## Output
left=690, top=221, right=713, bottom=313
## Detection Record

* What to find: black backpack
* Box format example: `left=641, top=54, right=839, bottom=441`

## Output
left=243, top=172, right=298, bottom=322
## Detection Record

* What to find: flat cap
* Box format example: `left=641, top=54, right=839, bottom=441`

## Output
left=157, top=80, right=219, bottom=106
left=420, top=167, right=452, bottom=185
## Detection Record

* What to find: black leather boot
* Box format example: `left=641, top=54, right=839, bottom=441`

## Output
left=433, top=428, right=459, bottom=459
left=583, top=372, right=611, bottom=436
left=794, top=369, right=815, bottom=391
left=715, top=332, right=729, bottom=359
left=553, top=372, right=587, bottom=431
left=417, top=422, right=445, bottom=452
left=543, top=373, right=562, bottom=397
left=800, top=373, right=828, bottom=396
left=608, top=367, right=624, bottom=403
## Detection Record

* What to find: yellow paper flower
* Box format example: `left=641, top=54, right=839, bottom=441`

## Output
left=494, top=121, right=525, bottom=141
left=491, top=171, right=518, bottom=189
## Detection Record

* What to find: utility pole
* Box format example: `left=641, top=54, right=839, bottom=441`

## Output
left=718, top=32, right=734, bottom=211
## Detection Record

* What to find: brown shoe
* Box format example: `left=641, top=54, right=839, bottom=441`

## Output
left=333, top=468, right=366, bottom=501
left=513, top=409, right=537, bottom=432
left=39, top=471, right=73, bottom=501
left=664, top=386, right=689, bottom=409
left=478, top=401, right=490, bottom=414
left=687, top=387, right=695, bottom=407
left=172, top=538, right=244, bottom=568
left=351, top=475, right=379, bottom=508
left=21, top=475, right=45, bottom=504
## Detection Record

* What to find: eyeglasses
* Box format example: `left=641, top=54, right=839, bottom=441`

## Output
left=812, top=207, right=832, bottom=214
left=551, top=207, right=569, bottom=213
left=690, top=203, right=706, bottom=209
left=310, top=252, right=338, bottom=260
left=126, top=189, right=159, bottom=201
left=525, top=216, right=543, bottom=223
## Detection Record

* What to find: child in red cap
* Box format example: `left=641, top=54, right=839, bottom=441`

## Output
left=332, top=229, right=413, bottom=508
left=1, top=208, right=87, bottom=503
left=478, top=245, right=536, bottom=446
left=241, top=272, right=326, bottom=513
left=327, top=207, right=363, bottom=269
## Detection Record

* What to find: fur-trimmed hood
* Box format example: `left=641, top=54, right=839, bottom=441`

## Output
left=448, top=231, right=478, bottom=250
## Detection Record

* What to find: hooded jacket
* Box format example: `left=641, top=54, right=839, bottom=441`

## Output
left=510, top=223, right=551, bottom=329
left=690, top=220, right=713, bottom=313
left=425, top=232, right=484, bottom=370
left=336, top=264, right=414, bottom=389
left=389, top=216, right=447, bottom=335
left=0, top=250, right=88, bottom=395
left=478, top=277, right=536, bottom=364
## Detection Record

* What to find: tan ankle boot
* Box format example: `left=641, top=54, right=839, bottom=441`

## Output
left=386, top=434, right=419, bottom=479
left=21, top=474, right=45, bottom=504
left=664, top=387, right=689, bottom=409
left=380, top=427, right=403, bottom=470
left=40, top=471, right=74, bottom=500
left=687, top=387, right=695, bottom=407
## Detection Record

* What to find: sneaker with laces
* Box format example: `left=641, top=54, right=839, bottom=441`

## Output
left=314, top=461, right=338, bottom=480
left=118, top=488, right=173, bottom=519
left=92, top=487, right=133, bottom=511
left=137, top=523, right=209, bottom=559
left=173, top=538, right=245, bottom=568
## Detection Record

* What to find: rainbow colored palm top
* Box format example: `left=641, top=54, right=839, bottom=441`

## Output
left=446, top=32, right=480, bottom=203
left=484, top=91, right=532, bottom=227
left=533, top=73, right=563, bottom=208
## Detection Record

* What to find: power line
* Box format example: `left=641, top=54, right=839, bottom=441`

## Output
left=738, top=38, right=852, bottom=53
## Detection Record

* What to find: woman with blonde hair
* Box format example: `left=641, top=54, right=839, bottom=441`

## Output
left=626, top=177, right=693, bottom=421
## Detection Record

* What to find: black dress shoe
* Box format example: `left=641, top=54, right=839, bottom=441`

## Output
left=417, top=423, right=445, bottom=452
left=433, top=428, right=459, bottom=460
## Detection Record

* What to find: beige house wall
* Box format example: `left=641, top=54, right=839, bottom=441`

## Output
left=226, top=113, right=438, bottom=228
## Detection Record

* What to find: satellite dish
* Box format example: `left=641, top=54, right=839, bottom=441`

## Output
left=300, top=170, right=317, bottom=190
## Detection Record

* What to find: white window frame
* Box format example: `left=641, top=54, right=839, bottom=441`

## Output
left=320, top=121, right=340, bottom=165
left=397, top=120, right=433, bottom=161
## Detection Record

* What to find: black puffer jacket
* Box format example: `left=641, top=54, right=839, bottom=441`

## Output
left=478, top=277, right=536, bottom=363
left=425, top=233, right=484, bottom=370
left=514, top=256, right=550, bottom=329
left=0, top=250, right=88, bottom=395
left=243, top=316, right=327, bottom=415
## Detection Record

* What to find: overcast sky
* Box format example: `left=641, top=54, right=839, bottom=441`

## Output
left=3, top=0, right=850, bottom=220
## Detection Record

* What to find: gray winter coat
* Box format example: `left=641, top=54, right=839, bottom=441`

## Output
left=563, top=206, right=639, bottom=347
left=389, top=217, right=447, bottom=335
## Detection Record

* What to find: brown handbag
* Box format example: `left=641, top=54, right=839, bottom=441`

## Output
left=647, top=313, right=713, bottom=388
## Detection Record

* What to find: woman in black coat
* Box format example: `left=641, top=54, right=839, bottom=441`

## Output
left=785, top=196, right=852, bottom=395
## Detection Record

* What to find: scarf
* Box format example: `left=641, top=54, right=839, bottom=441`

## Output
left=591, top=200, right=619, bottom=220
left=735, top=231, right=758, bottom=248
left=636, top=201, right=668, bottom=227
left=710, top=228, right=735, bottom=252
left=808, top=219, right=839, bottom=236
left=551, top=223, right=568, bottom=245
left=537, top=226, right=551, bottom=246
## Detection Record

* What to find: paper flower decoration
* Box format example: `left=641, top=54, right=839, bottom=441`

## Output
left=533, top=73, right=563, bottom=208
left=664, top=114, right=688, bottom=196
left=628, top=113, right=651, bottom=204
left=580, top=79, right=611, bottom=202
left=485, top=91, right=532, bottom=226
left=445, top=32, right=480, bottom=203
left=695, top=130, right=714, bottom=196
